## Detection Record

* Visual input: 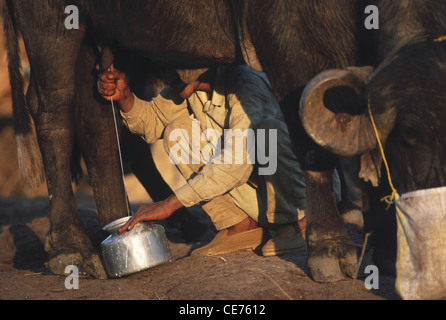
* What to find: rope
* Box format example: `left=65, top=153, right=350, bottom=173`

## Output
left=434, top=35, right=446, bottom=42
left=367, top=100, right=399, bottom=209
left=356, top=101, right=401, bottom=274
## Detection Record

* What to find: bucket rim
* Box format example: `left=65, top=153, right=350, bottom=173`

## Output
left=398, top=186, right=446, bottom=201
left=102, top=216, right=164, bottom=234
left=103, top=216, right=132, bottom=233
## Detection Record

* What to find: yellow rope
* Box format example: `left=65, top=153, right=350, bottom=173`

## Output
left=434, top=35, right=446, bottom=42
left=367, top=100, right=399, bottom=209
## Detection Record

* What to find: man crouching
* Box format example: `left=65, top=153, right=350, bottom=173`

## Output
left=97, top=64, right=307, bottom=257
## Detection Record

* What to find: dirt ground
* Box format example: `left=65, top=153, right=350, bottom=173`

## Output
left=0, top=190, right=400, bottom=301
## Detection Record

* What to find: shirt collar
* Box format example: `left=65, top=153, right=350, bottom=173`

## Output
left=196, top=66, right=227, bottom=108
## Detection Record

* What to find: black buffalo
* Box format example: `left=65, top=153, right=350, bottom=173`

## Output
left=5, top=0, right=370, bottom=282
left=300, top=0, right=446, bottom=274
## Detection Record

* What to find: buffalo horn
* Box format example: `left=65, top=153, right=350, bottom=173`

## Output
left=299, top=68, right=378, bottom=157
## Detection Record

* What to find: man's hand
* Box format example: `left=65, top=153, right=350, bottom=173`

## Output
left=118, top=194, right=184, bottom=235
left=97, top=67, right=135, bottom=113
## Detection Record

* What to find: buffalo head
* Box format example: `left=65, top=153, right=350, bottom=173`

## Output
left=300, top=41, right=446, bottom=194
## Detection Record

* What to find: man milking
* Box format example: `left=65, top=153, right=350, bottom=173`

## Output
left=97, top=64, right=307, bottom=256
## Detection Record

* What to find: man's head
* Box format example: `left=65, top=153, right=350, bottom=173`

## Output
left=167, top=68, right=216, bottom=99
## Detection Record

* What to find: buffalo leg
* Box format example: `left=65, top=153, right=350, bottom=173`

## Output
left=75, top=42, right=130, bottom=228
left=33, top=87, right=106, bottom=279
left=14, top=0, right=106, bottom=279
left=304, top=170, right=358, bottom=282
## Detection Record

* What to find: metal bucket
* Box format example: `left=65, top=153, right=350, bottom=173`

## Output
left=101, top=216, right=171, bottom=278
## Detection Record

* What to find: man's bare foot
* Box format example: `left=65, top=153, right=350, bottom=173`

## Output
left=227, top=217, right=259, bottom=236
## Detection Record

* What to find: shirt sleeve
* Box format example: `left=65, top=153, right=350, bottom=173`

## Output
left=120, top=88, right=189, bottom=144
left=174, top=75, right=270, bottom=207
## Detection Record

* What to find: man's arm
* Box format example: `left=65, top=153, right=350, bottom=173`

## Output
left=97, top=68, right=187, bottom=233
left=118, top=194, right=184, bottom=235
left=98, top=68, right=189, bottom=143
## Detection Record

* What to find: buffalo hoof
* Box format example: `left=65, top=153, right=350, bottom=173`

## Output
left=307, top=237, right=358, bottom=283
left=46, top=250, right=107, bottom=280
left=44, top=230, right=108, bottom=280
